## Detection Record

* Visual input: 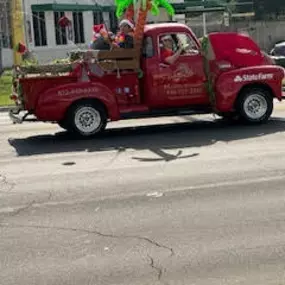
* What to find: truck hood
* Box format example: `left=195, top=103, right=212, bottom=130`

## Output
left=204, top=32, right=271, bottom=68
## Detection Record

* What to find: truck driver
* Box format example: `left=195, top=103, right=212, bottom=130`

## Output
left=160, top=34, right=183, bottom=65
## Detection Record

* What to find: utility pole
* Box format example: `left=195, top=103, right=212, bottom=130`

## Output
left=202, top=0, right=207, bottom=35
left=0, top=45, right=3, bottom=76
left=11, top=0, right=25, bottom=65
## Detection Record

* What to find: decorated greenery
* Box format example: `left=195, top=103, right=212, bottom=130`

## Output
left=200, top=36, right=216, bottom=109
left=15, top=42, right=27, bottom=54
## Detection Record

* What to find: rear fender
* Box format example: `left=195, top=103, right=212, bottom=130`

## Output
left=215, top=65, right=285, bottom=112
left=35, top=82, right=119, bottom=122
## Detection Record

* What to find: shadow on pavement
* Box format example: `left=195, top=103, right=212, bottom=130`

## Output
left=8, top=117, right=285, bottom=157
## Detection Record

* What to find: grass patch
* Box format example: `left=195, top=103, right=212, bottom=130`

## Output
left=0, top=70, right=13, bottom=106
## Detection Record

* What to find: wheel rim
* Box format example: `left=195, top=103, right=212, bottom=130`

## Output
left=74, top=106, right=101, bottom=134
left=243, top=93, right=268, bottom=120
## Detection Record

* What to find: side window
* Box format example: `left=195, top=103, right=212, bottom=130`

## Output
left=142, top=36, right=154, bottom=58
left=158, top=33, right=199, bottom=59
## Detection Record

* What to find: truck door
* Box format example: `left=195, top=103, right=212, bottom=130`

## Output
left=153, top=32, right=208, bottom=107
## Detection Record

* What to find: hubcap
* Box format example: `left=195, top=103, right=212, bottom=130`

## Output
left=243, top=94, right=268, bottom=120
left=74, top=106, right=101, bottom=134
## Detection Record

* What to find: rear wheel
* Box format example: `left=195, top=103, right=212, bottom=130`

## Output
left=66, top=101, right=107, bottom=137
left=236, top=88, right=273, bottom=124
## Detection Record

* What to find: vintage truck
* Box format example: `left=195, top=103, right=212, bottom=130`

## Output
left=9, top=22, right=285, bottom=137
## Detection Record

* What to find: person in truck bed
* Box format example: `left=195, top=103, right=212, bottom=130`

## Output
left=89, top=24, right=115, bottom=50
left=160, top=34, right=183, bottom=64
left=114, top=19, right=135, bottom=49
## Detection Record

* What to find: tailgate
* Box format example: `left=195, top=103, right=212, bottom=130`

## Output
left=19, top=76, right=78, bottom=111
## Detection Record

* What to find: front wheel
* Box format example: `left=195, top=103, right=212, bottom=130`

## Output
left=66, top=101, right=107, bottom=137
left=236, top=88, right=273, bottom=124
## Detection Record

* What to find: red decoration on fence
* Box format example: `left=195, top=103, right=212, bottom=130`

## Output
left=15, top=42, right=27, bottom=54
left=58, top=16, right=71, bottom=28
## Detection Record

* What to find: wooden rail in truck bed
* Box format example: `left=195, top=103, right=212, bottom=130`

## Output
left=15, top=48, right=140, bottom=77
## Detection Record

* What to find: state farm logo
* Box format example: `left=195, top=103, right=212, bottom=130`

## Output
left=234, top=73, right=273, bottom=83
left=173, top=63, right=194, bottom=78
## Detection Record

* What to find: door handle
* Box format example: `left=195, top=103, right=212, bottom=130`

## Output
left=159, top=63, right=170, bottom=68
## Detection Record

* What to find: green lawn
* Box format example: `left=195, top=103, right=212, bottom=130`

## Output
left=0, top=70, right=13, bottom=106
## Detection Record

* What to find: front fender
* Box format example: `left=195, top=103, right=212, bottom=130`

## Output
left=35, top=82, right=120, bottom=122
left=215, top=65, right=285, bottom=112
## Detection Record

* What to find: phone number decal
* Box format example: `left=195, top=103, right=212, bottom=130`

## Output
left=57, top=87, right=98, bottom=96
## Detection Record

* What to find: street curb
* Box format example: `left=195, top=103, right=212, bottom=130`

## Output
left=0, top=106, right=12, bottom=113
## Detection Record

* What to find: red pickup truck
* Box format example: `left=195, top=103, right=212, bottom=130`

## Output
left=10, top=22, right=285, bottom=137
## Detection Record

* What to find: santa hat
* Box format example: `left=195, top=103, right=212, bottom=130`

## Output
left=119, top=19, right=135, bottom=29
left=161, top=35, right=172, bottom=41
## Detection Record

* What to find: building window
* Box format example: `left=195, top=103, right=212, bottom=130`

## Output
left=54, top=12, right=67, bottom=45
left=93, top=11, right=103, bottom=25
left=109, top=11, right=118, bottom=33
left=32, top=11, right=47, bottom=46
left=0, top=0, right=11, bottom=48
left=72, top=12, right=85, bottom=44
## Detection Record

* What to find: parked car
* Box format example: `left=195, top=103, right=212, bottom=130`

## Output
left=269, top=41, right=285, bottom=68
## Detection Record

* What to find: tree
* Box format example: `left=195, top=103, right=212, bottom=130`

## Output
left=114, top=0, right=175, bottom=49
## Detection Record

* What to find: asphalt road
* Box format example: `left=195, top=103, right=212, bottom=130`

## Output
left=2, top=105, right=285, bottom=285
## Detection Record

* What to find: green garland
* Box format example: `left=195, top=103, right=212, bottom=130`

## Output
left=17, top=81, right=23, bottom=102
left=201, top=36, right=216, bottom=110
left=138, top=69, right=143, bottom=78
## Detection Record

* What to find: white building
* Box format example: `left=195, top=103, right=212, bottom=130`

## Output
left=23, top=0, right=117, bottom=63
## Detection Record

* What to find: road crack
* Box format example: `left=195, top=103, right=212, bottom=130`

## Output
left=0, top=223, right=174, bottom=257
left=0, top=191, right=53, bottom=218
left=0, top=174, right=15, bottom=192
left=147, top=254, right=163, bottom=281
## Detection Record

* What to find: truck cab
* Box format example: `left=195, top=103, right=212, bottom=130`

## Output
left=140, top=23, right=209, bottom=109
left=10, top=23, right=285, bottom=137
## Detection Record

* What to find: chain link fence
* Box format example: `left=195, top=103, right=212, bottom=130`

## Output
left=186, top=11, right=285, bottom=52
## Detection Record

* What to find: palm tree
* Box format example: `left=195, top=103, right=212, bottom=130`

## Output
left=150, top=0, right=175, bottom=16
left=125, top=5, right=135, bottom=20
left=115, top=0, right=133, bottom=18
left=115, top=0, right=175, bottom=49
left=134, top=0, right=174, bottom=49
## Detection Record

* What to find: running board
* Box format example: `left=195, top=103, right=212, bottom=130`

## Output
left=120, top=105, right=212, bottom=120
